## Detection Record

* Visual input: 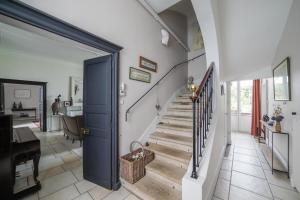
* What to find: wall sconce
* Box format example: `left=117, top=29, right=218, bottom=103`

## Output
left=120, top=82, right=126, bottom=97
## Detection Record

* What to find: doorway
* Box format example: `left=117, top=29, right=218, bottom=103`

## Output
left=0, top=1, right=122, bottom=192
left=0, top=79, right=47, bottom=132
left=231, top=80, right=253, bottom=133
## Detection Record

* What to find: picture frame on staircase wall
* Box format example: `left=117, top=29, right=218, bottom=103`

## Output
left=139, top=56, right=157, bottom=72
left=129, top=67, right=151, bottom=83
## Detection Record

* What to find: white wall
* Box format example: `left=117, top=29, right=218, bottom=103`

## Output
left=187, top=17, right=207, bottom=81
left=20, top=0, right=187, bottom=155
left=4, top=83, right=41, bottom=118
left=0, top=51, right=83, bottom=114
left=268, top=0, right=300, bottom=189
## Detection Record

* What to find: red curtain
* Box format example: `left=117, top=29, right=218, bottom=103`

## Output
left=251, top=80, right=261, bottom=136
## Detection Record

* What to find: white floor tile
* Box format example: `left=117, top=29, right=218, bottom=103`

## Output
left=270, top=184, right=300, bottom=200
left=221, top=159, right=232, bottom=171
left=229, top=185, right=269, bottom=200
left=219, top=169, right=231, bottom=181
left=264, top=170, right=293, bottom=191
left=231, top=171, right=272, bottom=198
left=73, top=193, right=93, bottom=200
left=40, top=185, right=79, bottom=200
left=214, top=178, right=230, bottom=200
left=234, top=153, right=261, bottom=166
left=88, top=186, right=112, bottom=200
left=124, top=194, right=140, bottom=200
left=232, top=161, right=265, bottom=179
left=234, top=147, right=257, bottom=157
left=102, top=187, right=130, bottom=200
left=39, top=171, right=77, bottom=198
left=75, top=180, right=97, bottom=194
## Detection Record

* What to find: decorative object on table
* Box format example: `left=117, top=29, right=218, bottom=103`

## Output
left=51, top=94, right=61, bottom=115
left=12, top=102, right=17, bottom=110
left=18, top=102, right=23, bottom=110
left=187, top=76, right=194, bottom=91
left=14, top=89, right=31, bottom=98
left=139, top=56, right=157, bottom=72
left=271, top=105, right=284, bottom=132
left=221, top=84, right=225, bottom=96
left=273, top=57, right=291, bottom=101
left=268, top=121, right=274, bottom=126
left=155, top=104, right=161, bottom=112
left=71, top=76, right=83, bottom=106
left=120, top=141, right=154, bottom=184
left=190, top=84, right=197, bottom=98
left=263, top=114, right=270, bottom=122
left=70, top=97, right=73, bottom=106
left=64, top=101, right=71, bottom=107
left=129, top=67, right=151, bottom=83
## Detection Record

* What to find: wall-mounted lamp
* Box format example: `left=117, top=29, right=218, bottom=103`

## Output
left=120, top=82, right=126, bottom=97
left=161, top=29, right=169, bottom=46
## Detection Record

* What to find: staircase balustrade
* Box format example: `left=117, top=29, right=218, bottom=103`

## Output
left=190, top=63, right=214, bottom=179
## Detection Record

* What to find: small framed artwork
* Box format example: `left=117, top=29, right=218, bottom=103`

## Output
left=64, top=101, right=71, bottom=107
left=139, top=56, right=157, bottom=72
left=129, top=67, right=151, bottom=83
left=15, top=89, right=31, bottom=98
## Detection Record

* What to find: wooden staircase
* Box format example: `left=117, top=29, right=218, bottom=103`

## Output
left=122, top=91, right=194, bottom=200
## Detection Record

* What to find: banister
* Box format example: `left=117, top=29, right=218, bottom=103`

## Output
left=190, top=62, right=214, bottom=179
left=125, top=52, right=206, bottom=121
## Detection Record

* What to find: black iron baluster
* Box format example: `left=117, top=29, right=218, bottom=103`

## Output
left=191, top=99, right=198, bottom=179
left=196, top=98, right=200, bottom=166
left=199, top=97, right=202, bottom=157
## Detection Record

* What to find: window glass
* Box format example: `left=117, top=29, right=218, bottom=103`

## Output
left=239, top=80, right=252, bottom=114
left=231, top=81, right=238, bottom=113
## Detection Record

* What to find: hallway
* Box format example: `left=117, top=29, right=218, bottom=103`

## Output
left=213, top=132, right=300, bottom=200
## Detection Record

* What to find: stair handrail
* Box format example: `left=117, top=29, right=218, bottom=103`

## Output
left=125, top=53, right=206, bottom=121
left=190, top=62, right=214, bottom=179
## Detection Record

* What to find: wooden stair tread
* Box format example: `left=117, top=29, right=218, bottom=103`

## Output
left=146, top=159, right=186, bottom=185
left=150, top=132, right=192, bottom=145
left=146, top=143, right=192, bottom=164
left=163, top=115, right=193, bottom=121
left=123, top=175, right=181, bottom=200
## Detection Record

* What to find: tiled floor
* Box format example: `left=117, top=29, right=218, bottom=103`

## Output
left=15, top=127, right=137, bottom=200
left=212, top=132, right=300, bottom=200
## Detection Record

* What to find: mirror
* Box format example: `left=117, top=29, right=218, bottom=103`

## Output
left=273, top=57, right=291, bottom=101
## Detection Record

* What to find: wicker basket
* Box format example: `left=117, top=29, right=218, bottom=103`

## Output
left=120, top=141, right=154, bottom=184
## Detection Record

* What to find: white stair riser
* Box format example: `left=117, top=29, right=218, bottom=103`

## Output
left=166, top=111, right=193, bottom=117
left=148, top=138, right=192, bottom=153
left=145, top=168, right=181, bottom=191
left=156, top=127, right=192, bottom=137
left=160, top=118, right=192, bottom=127
left=169, top=104, right=193, bottom=110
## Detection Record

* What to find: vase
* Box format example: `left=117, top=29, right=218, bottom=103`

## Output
left=275, top=121, right=281, bottom=132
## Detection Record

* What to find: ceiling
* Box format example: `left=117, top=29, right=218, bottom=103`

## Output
left=145, top=0, right=182, bottom=13
left=168, top=0, right=196, bottom=19
left=0, top=21, right=108, bottom=64
left=218, top=0, right=293, bottom=80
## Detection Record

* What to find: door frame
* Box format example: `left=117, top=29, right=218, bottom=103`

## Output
left=0, top=78, right=47, bottom=132
left=0, top=1, right=122, bottom=190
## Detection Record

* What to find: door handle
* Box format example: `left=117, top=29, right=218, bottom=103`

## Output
left=81, top=128, right=90, bottom=135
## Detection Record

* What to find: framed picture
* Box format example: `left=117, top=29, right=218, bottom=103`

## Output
left=129, top=67, right=151, bottom=83
left=15, top=89, right=31, bottom=98
left=139, top=56, right=157, bottom=72
left=70, top=76, right=83, bottom=105
left=273, top=57, right=291, bottom=101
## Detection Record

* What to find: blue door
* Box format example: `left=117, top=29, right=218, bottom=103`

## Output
left=83, top=55, right=114, bottom=189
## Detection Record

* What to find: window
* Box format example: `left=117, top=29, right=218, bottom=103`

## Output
left=231, top=80, right=253, bottom=114
left=231, top=81, right=238, bottom=113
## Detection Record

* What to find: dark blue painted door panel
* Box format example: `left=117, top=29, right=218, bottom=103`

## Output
left=83, top=55, right=113, bottom=189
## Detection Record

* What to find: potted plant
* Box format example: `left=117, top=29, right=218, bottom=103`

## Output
left=271, top=105, right=284, bottom=132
